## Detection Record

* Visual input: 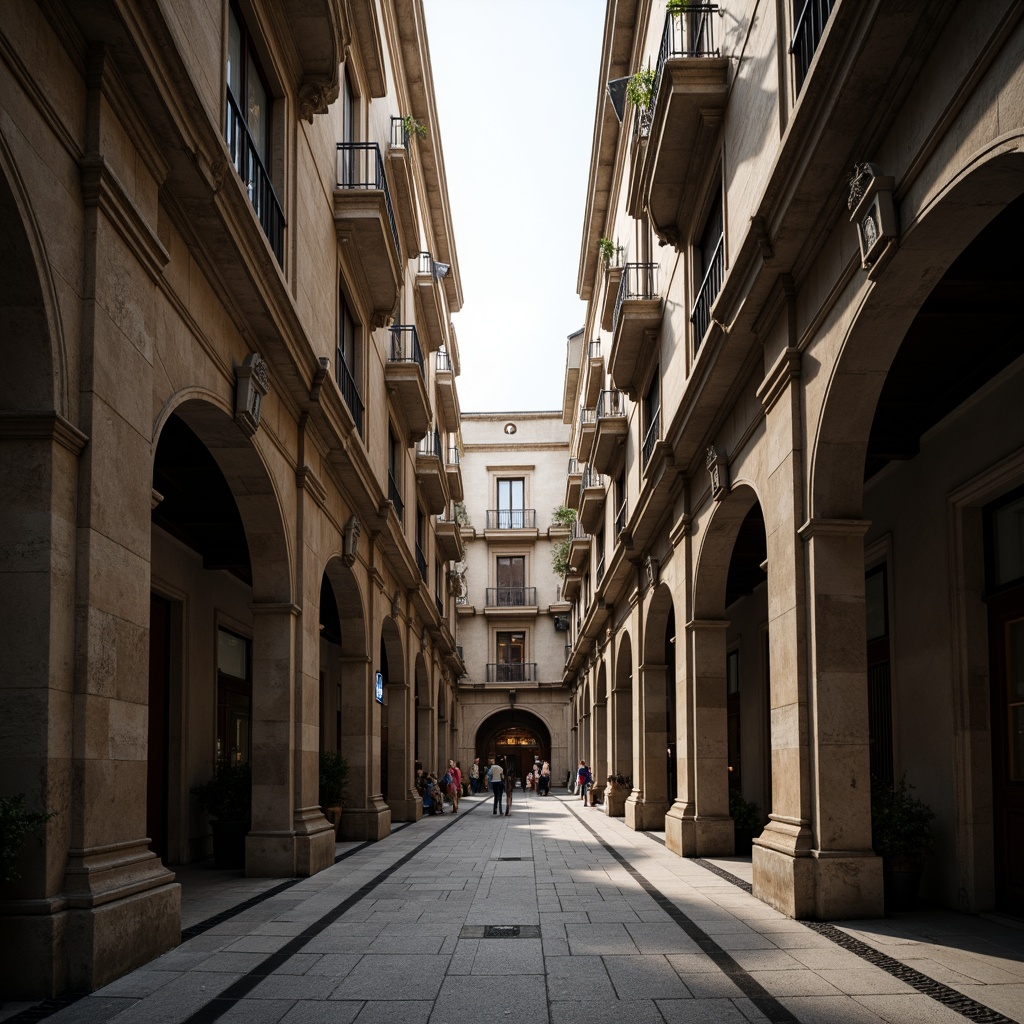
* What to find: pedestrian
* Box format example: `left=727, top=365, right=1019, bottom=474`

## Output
left=504, top=760, right=515, bottom=815
left=487, top=760, right=504, bottom=815
left=540, top=761, right=551, bottom=795
left=577, top=760, right=592, bottom=805
left=447, top=759, right=461, bottom=812
left=470, top=757, right=481, bottom=795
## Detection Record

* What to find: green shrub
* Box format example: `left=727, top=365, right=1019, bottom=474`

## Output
left=0, top=794, right=55, bottom=884
left=191, top=762, right=252, bottom=822
left=319, top=751, right=349, bottom=807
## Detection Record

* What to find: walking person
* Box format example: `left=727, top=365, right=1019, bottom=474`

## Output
left=446, top=759, right=461, bottom=812
left=470, top=757, right=481, bottom=795
left=487, top=760, right=504, bottom=815
left=504, top=760, right=515, bottom=815
left=577, top=760, right=592, bottom=806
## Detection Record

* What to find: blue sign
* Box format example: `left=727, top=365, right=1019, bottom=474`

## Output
left=374, top=671, right=384, bottom=704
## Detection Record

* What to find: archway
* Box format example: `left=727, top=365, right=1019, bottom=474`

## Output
left=809, top=161, right=1024, bottom=914
left=474, top=708, right=553, bottom=783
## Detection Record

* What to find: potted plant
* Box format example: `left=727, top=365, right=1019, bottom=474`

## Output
left=598, top=236, right=615, bottom=267
left=729, top=789, right=762, bottom=856
left=0, top=793, right=55, bottom=885
left=191, top=761, right=252, bottom=869
left=605, top=771, right=632, bottom=817
left=552, top=537, right=571, bottom=577
left=871, top=774, right=935, bottom=911
left=552, top=504, right=576, bottom=530
left=319, top=751, right=349, bottom=836
left=626, top=66, right=656, bottom=113
left=402, top=114, right=427, bottom=140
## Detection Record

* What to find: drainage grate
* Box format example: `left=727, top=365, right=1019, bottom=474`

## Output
left=460, top=924, right=541, bottom=939
left=494, top=856, right=532, bottom=861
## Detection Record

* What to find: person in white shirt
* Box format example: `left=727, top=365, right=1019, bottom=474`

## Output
left=487, top=760, right=504, bottom=815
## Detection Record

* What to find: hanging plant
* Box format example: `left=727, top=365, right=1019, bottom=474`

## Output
left=598, top=237, right=615, bottom=266
left=551, top=505, right=577, bottom=529
left=626, top=66, right=656, bottom=111
left=552, top=538, right=571, bottom=577
left=667, top=0, right=696, bottom=13
left=402, top=115, right=428, bottom=140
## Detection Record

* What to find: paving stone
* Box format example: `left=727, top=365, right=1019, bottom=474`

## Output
left=602, top=954, right=693, bottom=999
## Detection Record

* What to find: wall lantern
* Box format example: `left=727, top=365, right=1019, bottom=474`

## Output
left=848, top=162, right=897, bottom=271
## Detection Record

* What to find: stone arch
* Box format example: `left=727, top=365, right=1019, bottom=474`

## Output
left=474, top=706, right=553, bottom=782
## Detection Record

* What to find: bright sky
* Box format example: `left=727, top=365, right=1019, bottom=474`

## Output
left=422, top=0, right=606, bottom=413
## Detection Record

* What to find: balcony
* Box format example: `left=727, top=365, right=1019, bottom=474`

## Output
left=334, top=355, right=364, bottom=437
left=568, top=520, right=591, bottom=574
left=637, top=8, right=729, bottom=250
left=484, top=587, right=538, bottom=609
left=609, top=264, right=662, bottom=398
left=388, top=469, right=404, bottom=523
left=614, top=495, right=629, bottom=538
left=435, top=349, right=460, bottom=432
left=226, top=92, right=284, bottom=265
left=584, top=339, right=605, bottom=407
left=435, top=517, right=463, bottom=562
left=691, top=234, right=724, bottom=351
left=334, top=143, right=401, bottom=327
left=561, top=573, right=581, bottom=601
left=565, top=457, right=583, bottom=508
left=445, top=445, right=464, bottom=502
left=578, top=465, right=606, bottom=533
left=600, top=264, right=625, bottom=333
left=642, top=408, right=661, bottom=470
left=386, top=118, right=421, bottom=254
left=415, top=428, right=448, bottom=514
left=486, top=663, right=538, bottom=683
left=485, top=509, right=537, bottom=531
left=415, top=541, right=427, bottom=582
left=385, top=325, right=430, bottom=443
left=591, top=390, right=628, bottom=475
left=791, top=0, right=836, bottom=94
left=414, top=252, right=450, bottom=355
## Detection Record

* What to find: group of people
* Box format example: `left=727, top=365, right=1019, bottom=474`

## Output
left=415, top=759, right=463, bottom=815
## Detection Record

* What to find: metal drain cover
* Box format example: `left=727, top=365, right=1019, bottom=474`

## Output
left=460, top=924, right=541, bottom=939
left=485, top=925, right=520, bottom=938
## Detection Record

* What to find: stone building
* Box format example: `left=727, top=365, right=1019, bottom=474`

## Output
left=0, top=0, right=465, bottom=998
left=562, top=0, right=1024, bottom=922
left=455, top=408, right=573, bottom=790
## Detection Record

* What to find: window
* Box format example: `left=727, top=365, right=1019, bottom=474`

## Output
left=791, top=0, right=836, bottom=95
left=497, top=478, right=525, bottom=529
left=692, top=189, right=724, bottom=349
left=225, top=4, right=283, bottom=262
left=615, top=470, right=628, bottom=535
left=496, top=631, right=526, bottom=682
left=415, top=506, right=427, bottom=581
left=336, top=291, right=363, bottom=435
left=388, top=426, right=403, bottom=521
left=642, top=372, right=661, bottom=467
left=496, top=556, right=525, bottom=606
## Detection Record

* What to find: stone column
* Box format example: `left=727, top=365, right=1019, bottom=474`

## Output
left=689, top=620, right=733, bottom=853
left=386, top=677, right=421, bottom=821
left=799, top=518, right=883, bottom=917
left=338, top=655, right=390, bottom=840
left=627, top=660, right=671, bottom=830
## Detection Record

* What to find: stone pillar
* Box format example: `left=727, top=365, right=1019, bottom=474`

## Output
left=338, top=655, right=390, bottom=840
left=626, top=662, right=671, bottom=830
left=667, top=613, right=697, bottom=855
left=386, top=678, right=421, bottom=821
left=799, top=518, right=883, bottom=917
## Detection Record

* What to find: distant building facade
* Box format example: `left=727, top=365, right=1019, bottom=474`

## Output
left=562, top=0, right=1024, bottom=922
left=455, top=410, right=573, bottom=788
left=0, top=0, right=465, bottom=998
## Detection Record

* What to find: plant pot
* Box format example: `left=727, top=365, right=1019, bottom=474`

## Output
left=883, top=862, right=923, bottom=912
left=211, top=818, right=249, bottom=870
left=734, top=827, right=757, bottom=856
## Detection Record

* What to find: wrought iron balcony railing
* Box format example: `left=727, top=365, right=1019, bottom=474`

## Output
left=226, top=91, right=284, bottom=265
left=437, top=348, right=452, bottom=373
left=579, top=406, right=597, bottom=429
left=487, top=662, right=538, bottom=683
left=390, top=115, right=410, bottom=150
left=581, top=465, right=605, bottom=489
left=446, top=446, right=460, bottom=467
left=691, top=234, right=724, bottom=350
left=417, top=250, right=433, bottom=276
left=485, top=587, right=537, bottom=607
left=791, top=0, right=836, bottom=94
left=613, top=263, right=659, bottom=335
left=416, top=542, right=427, bottom=582
left=435, top=592, right=444, bottom=618
left=389, top=324, right=425, bottom=377
left=596, top=552, right=606, bottom=586
left=652, top=4, right=721, bottom=112
left=588, top=339, right=602, bottom=359
left=388, top=470, right=404, bottom=522
left=335, top=355, right=364, bottom=436
left=597, top=389, right=627, bottom=420
left=485, top=509, right=537, bottom=530
left=568, top=457, right=581, bottom=475
left=417, top=427, right=443, bottom=462
left=336, top=142, right=400, bottom=261
left=642, top=409, right=661, bottom=467
left=615, top=496, right=629, bottom=536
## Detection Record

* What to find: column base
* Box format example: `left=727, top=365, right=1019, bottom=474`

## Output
left=624, top=793, right=670, bottom=831
left=388, top=790, right=424, bottom=823
left=664, top=801, right=696, bottom=856
left=605, top=785, right=630, bottom=817
left=694, top=815, right=735, bottom=856
left=293, top=807, right=337, bottom=876
left=338, top=797, right=392, bottom=841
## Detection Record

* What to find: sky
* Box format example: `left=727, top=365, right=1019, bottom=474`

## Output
left=422, top=0, right=606, bottom=414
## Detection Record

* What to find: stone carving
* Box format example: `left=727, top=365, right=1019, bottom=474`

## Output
left=342, top=514, right=361, bottom=567
left=235, top=351, right=269, bottom=437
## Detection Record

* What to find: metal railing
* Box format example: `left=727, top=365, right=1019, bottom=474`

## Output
left=596, top=552, right=606, bottom=585
left=389, top=324, right=425, bottom=378
left=791, top=0, right=836, bottom=94
left=653, top=4, right=720, bottom=111
left=487, top=662, right=538, bottom=683
left=335, top=355, right=364, bottom=436
left=436, top=348, right=452, bottom=373
left=588, top=339, right=602, bottom=359
left=485, top=587, right=537, bottom=607
left=691, top=233, right=724, bottom=350
left=415, top=542, right=427, bottom=581
left=388, top=470, right=404, bottom=522
left=335, top=142, right=400, bottom=261
left=435, top=592, right=444, bottom=618
left=613, top=263, right=659, bottom=335
left=568, top=457, right=581, bottom=475
left=417, top=250, right=433, bottom=276
left=597, top=389, right=627, bottom=420
left=570, top=519, right=589, bottom=542
left=579, top=406, right=598, bottom=430
left=226, top=91, right=284, bottom=265
left=446, top=446, right=460, bottom=467
left=581, top=465, right=605, bottom=490
left=485, top=509, right=537, bottom=530
left=642, top=409, right=661, bottom=467
left=417, top=428, right=443, bottom=463
left=615, top=495, right=629, bottom=536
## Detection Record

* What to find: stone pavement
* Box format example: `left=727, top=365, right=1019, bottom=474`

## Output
left=3, top=791, right=1023, bottom=1024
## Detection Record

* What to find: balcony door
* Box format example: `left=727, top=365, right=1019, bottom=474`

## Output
left=498, top=478, right=525, bottom=529
left=497, top=555, right=525, bottom=606
left=497, top=631, right=526, bottom=682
